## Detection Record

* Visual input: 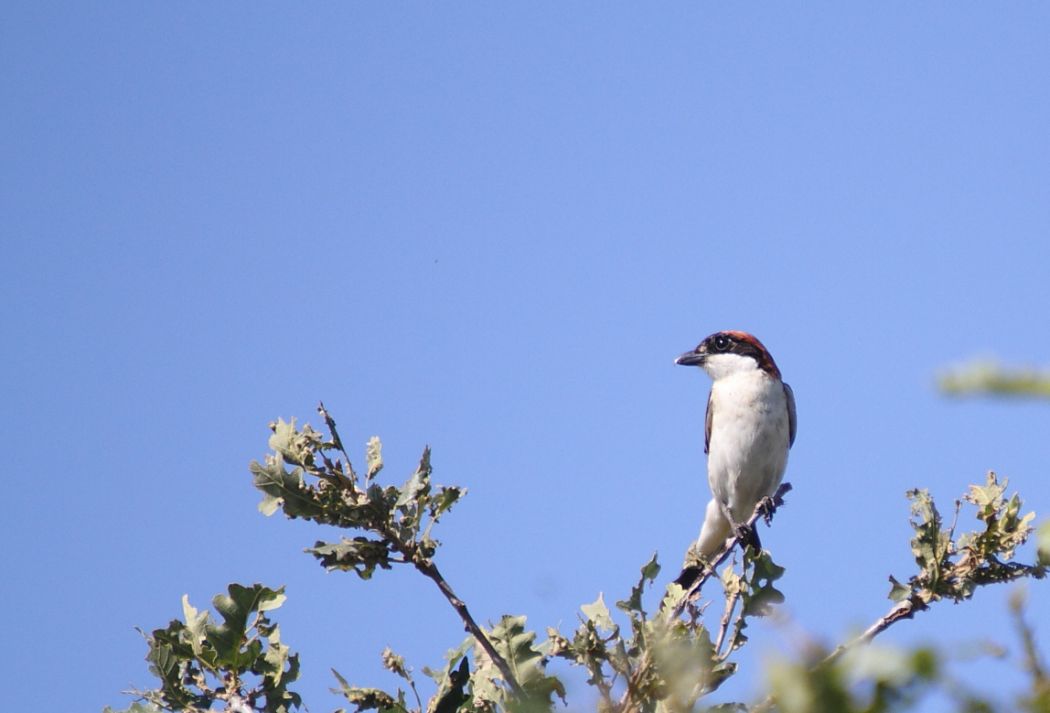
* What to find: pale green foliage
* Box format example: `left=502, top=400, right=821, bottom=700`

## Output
left=110, top=407, right=1050, bottom=713
left=332, top=667, right=413, bottom=713
left=1039, top=522, right=1050, bottom=567
left=888, top=472, right=1044, bottom=607
left=250, top=412, right=465, bottom=577
left=542, top=546, right=787, bottom=713
left=765, top=644, right=940, bottom=713
left=939, top=360, right=1050, bottom=399
left=759, top=474, right=1049, bottom=713
left=763, top=615, right=1050, bottom=713
left=108, top=584, right=300, bottom=713
left=104, top=704, right=164, bottom=713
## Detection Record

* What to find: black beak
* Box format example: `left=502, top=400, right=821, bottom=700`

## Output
left=675, top=350, right=705, bottom=367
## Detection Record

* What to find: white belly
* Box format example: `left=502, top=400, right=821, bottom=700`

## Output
left=706, top=374, right=791, bottom=523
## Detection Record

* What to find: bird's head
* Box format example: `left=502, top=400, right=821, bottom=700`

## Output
left=675, top=330, right=782, bottom=381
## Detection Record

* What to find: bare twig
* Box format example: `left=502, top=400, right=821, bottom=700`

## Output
left=1011, top=590, right=1050, bottom=693
left=318, top=401, right=359, bottom=493
left=713, top=584, right=740, bottom=660
left=592, top=667, right=615, bottom=711
left=947, top=499, right=961, bottom=541
left=408, top=680, right=424, bottom=713
left=416, top=559, right=525, bottom=696
left=749, top=596, right=929, bottom=713
left=819, top=596, right=928, bottom=668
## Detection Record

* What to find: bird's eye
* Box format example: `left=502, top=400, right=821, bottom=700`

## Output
left=713, top=335, right=730, bottom=351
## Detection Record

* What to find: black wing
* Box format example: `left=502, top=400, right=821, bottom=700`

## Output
left=784, top=382, right=797, bottom=448
left=704, top=390, right=713, bottom=455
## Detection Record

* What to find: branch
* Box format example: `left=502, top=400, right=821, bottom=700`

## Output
left=820, top=596, right=928, bottom=668
left=415, top=559, right=524, bottom=697
left=1011, top=590, right=1050, bottom=694
left=312, top=404, right=525, bottom=698
left=748, top=596, right=928, bottom=713
left=713, top=586, right=741, bottom=661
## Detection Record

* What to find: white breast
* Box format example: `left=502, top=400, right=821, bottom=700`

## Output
left=706, top=370, right=791, bottom=523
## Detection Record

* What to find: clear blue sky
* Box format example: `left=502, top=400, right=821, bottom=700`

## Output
left=3, top=4, right=1050, bottom=711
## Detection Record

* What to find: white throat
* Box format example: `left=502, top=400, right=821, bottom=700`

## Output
left=701, top=352, right=764, bottom=381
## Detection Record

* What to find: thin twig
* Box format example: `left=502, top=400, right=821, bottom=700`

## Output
left=713, top=586, right=740, bottom=660
left=819, top=597, right=927, bottom=668
left=408, top=680, right=424, bottom=712
left=1011, top=591, right=1050, bottom=692
left=947, top=499, right=962, bottom=542
left=416, top=559, right=525, bottom=696
left=318, top=401, right=359, bottom=493
left=749, top=596, right=928, bottom=713
left=592, top=665, right=615, bottom=711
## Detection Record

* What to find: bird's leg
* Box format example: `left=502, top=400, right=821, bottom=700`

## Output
left=720, top=500, right=762, bottom=554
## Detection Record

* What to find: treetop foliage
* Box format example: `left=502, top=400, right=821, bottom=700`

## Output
left=108, top=404, right=1050, bottom=713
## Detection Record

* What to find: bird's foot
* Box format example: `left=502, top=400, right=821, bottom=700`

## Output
left=757, top=495, right=777, bottom=525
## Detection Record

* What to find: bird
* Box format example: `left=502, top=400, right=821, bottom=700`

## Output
left=675, top=330, right=796, bottom=558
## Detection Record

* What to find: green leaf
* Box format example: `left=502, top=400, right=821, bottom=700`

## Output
left=381, top=647, right=411, bottom=682
left=181, top=594, right=210, bottom=658
left=750, top=550, right=786, bottom=584
left=260, top=624, right=291, bottom=685
left=581, top=593, right=616, bottom=633
left=396, top=447, right=432, bottom=508
left=906, top=488, right=951, bottom=593
left=741, top=586, right=785, bottom=616
left=741, top=550, right=786, bottom=617
left=268, top=418, right=300, bottom=462
left=308, top=538, right=393, bottom=579
left=366, top=436, right=383, bottom=482
left=331, top=668, right=409, bottom=713
left=1038, top=521, right=1050, bottom=567
left=428, top=486, right=466, bottom=519
left=208, top=583, right=286, bottom=667
left=640, top=553, right=661, bottom=581
left=130, top=584, right=302, bottom=713
left=483, top=615, right=566, bottom=705
left=648, top=619, right=722, bottom=704
left=541, top=627, right=572, bottom=658
left=887, top=575, right=911, bottom=603
left=250, top=458, right=324, bottom=521
left=424, top=640, right=472, bottom=713
left=616, top=553, right=660, bottom=615
left=423, top=637, right=473, bottom=683
left=966, top=473, right=1005, bottom=513
left=103, top=704, right=165, bottom=713
left=660, top=582, right=687, bottom=613
left=268, top=418, right=325, bottom=467
left=430, top=656, right=470, bottom=713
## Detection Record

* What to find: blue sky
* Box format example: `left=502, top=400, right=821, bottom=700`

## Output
left=3, top=3, right=1050, bottom=711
